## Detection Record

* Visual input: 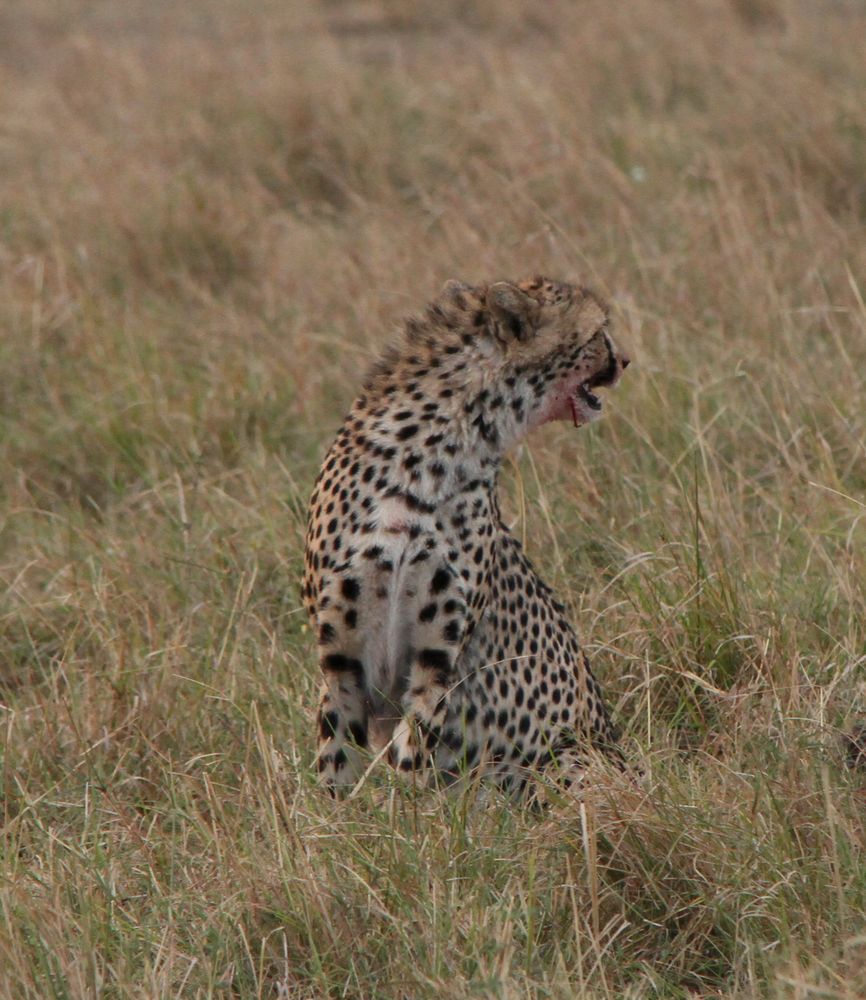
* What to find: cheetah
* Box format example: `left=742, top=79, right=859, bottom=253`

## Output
left=302, top=277, right=630, bottom=795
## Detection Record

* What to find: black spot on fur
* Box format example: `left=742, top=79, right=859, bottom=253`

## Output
left=418, top=648, right=451, bottom=671
left=347, top=720, right=368, bottom=747
left=322, top=654, right=363, bottom=678
left=319, top=710, right=339, bottom=740
left=442, top=620, right=461, bottom=643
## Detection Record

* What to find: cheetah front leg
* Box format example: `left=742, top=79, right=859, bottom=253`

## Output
left=389, top=563, right=470, bottom=776
left=315, top=647, right=369, bottom=795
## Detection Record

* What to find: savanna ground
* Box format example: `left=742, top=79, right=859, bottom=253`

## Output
left=1, top=0, right=865, bottom=996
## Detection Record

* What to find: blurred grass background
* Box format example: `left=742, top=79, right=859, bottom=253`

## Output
left=1, top=0, right=865, bottom=996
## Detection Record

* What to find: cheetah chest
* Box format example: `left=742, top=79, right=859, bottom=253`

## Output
left=359, top=497, right=437, bottom=711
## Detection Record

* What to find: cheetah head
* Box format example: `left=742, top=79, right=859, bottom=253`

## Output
left=482, top=276, right=630, bottom=429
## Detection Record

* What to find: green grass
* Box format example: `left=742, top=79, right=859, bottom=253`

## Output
left=2, top=0, right=866, bottom=995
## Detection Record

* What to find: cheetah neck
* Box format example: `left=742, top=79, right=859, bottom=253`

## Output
left=355, top=298, right=553, bottom=506
left=352, top=358, right=537, bottom=508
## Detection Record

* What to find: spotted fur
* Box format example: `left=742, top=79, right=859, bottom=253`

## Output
left=302, top=277, right=630, bottom=794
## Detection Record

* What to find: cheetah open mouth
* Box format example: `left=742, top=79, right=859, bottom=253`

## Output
left=540, top=342, right=626, bottom=430
left=575, top=383, right=602, bottom=414
left=568, top=382, right=603, bottom=427
left=566, top=347, right=621, bottom=427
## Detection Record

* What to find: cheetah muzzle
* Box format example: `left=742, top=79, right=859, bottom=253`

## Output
left=302, top=276, right=631, bottom=796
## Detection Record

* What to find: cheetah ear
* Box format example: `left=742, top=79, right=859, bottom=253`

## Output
left=440, top=279, right=473, bottom=308
left=486, top=282, right=536, bottom=342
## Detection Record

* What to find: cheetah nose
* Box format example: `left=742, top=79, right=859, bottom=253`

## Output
left=621, top=356, right=631, bottom=370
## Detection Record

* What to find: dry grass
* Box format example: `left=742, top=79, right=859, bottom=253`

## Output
left=1, top=0, right=866, bottom=996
